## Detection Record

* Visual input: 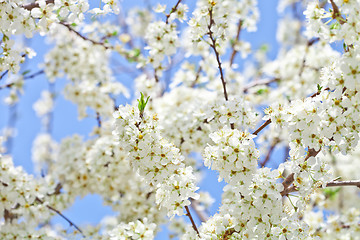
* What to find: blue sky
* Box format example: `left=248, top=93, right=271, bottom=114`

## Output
left=0, top=0, right=281, bottom=239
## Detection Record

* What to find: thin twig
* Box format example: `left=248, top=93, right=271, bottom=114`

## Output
left=281, top=148, right=320, bottom=196
left=191, top=65, right=202, bottom=87
left=24, top=70, right=45, bottom=79
left=190, top=199, right=209, bottom=222
left=329, top=0, right=346, bottom=24
left=207, top=7, right=234, bottom=129
left=243, top=77, right=279, bottom=93
left=0, top=70, right=9, bottom=80
left=60, top=22, right=111, bottom=49
left=96, top=112, right=102, bottom=127
left=260, top=139, right=279, bottom=167
left=208, top=7, right=228, bottom=102
left=285, top=180, right=360, bottom=195
left=36, top=197, right=85, bottom=237
left=326, top=180, right=360, bottom=188
left=165, top=0, right=183, bottom=24
left=0, top=70, right=44, bottom=90
left=252, top=119, right=271, bottom=136
left=185, top=205, right=200, bottom=237
left=229, top=19, right=243, bottom=66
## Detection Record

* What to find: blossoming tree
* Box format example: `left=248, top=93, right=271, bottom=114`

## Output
left=1, top=0, right=360, bottom=239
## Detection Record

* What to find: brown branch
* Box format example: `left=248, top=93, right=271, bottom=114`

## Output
left=297, top=38, right=320, bottom=79
left=207, top=7, right=234, bottom=129
left=60, top=22, right=111, bottom=49
left=185, top=205, right=200, bottom=237
left=165, top=0, right=183, bottom=24
left=96, top=112, right=102, bottom=127
left=281, top=148, right=320, bottom=196
left=190, top=199, right=209, bottom=222
left=207, top=7, right=228, bottom=102
left=0, top=70, right=44, bottom=90
left=260, top=139, right=279, bottom=167
left=36, top=197, right=85, bottom=237
left=229, top=19, right=243, bottom=66
left=243, top=77, right=279, bottom=93
left=222, top=228, right=236, bottom=239
left=326, top=180, right=360, bottom=188
left=191, top=65, right=202, bottom=88
left=252, top=119, right=271, bottom=136
left=310, top=87, right=330, bottom=98
left=329, top=0, right=346, bottom=24
left=0, top=70, right=9, bottom=80
left=23, top=0, right=54, bottom=11
left=284, top=180, right=360, bottom=195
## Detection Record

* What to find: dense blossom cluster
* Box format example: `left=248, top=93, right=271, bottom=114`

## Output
left=204, top=127, right=258, bottom=186
left=265, top=44, right=360, bottom=156
left=105, top=218, right=156, bottom=240
left=113, top=105, right=199, bottom=217
left=304, top=0, right=360, bottom=44
left=1, top=0, right=360, bottom=239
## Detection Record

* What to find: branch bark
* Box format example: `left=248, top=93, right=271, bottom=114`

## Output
left=60, top=22, right=111, bottom=49
left=229, top=19, right=243, bottom=66
left=281, top=148, right=320, bottom=196
left=165, top=0, right=183, bottom=24
left=185, top=205, right=200, bottom=237
left=190, top=199, right=209, bottom=222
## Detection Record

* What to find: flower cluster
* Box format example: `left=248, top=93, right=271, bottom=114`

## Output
left=105, top=218, right=156, bottom=240
left=304, top=0, right=360, bottom=45
left=203, top=97, right=259, bottom=131
left=113, top=105, right=199, bottom=217
left=189, top=0, right=259, bottom=45
left=264, top=41, right=339, bottom=100
left=43, top=24, right=128, bottom=119
left=3, top=0, right=360, bottom=239
left=32, top=133, right=58, bottom=174
left=0, top=154, right=63, bottom=232
left=152, top=86, right=215, bottom=154
left=203, top=126, right=259, bottom=187
left=144, top=21, right=179, bottom=68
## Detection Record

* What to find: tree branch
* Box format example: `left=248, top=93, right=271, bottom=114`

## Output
left=207, top=7, right=234, bottom=129
left=252, top=119, right=271, bottom=135
left=243, top=77, right=279, bottom=93
left=281, top=148, right=320, bottom=196
left=0, top=70, right=44, bottom=90
left=329, top=0, right=346, bottom=24
left=285, top=180, right=360, bottom=195
left=165, top=0, right=183, bottom=24
left=260, top=138, right=279, bottom=167
left=36, top=197, right=85, bottom=237
left=207, top=7, right=228, bottom=102
left=229, top=19, right=243, bottom=66
left=60, top=22, right=111, bottom=49
left=0, top=70, right=9, bottom=81
left=96, top=112, right=102, bottom=128
left=185, top=205, right=200, bottom=237
left=190, top=199, right=209, bottom=222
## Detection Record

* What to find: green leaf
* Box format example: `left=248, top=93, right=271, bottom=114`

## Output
left=323, top=187, right=341, bottom=200
left=256, top=89, right=266, bottom=95
left=317, top=84, right=322, bottom=92
left=71, top=23, right=77, bottom=27
left=259, top=44, right=269, bottom=52
left=128, top=48, right=141, bottom=62
left=137, top=92, right=150, bottom=116
left=22, top=70, right=31, bottom=76
left=330, top=22, right=340, bottom=30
